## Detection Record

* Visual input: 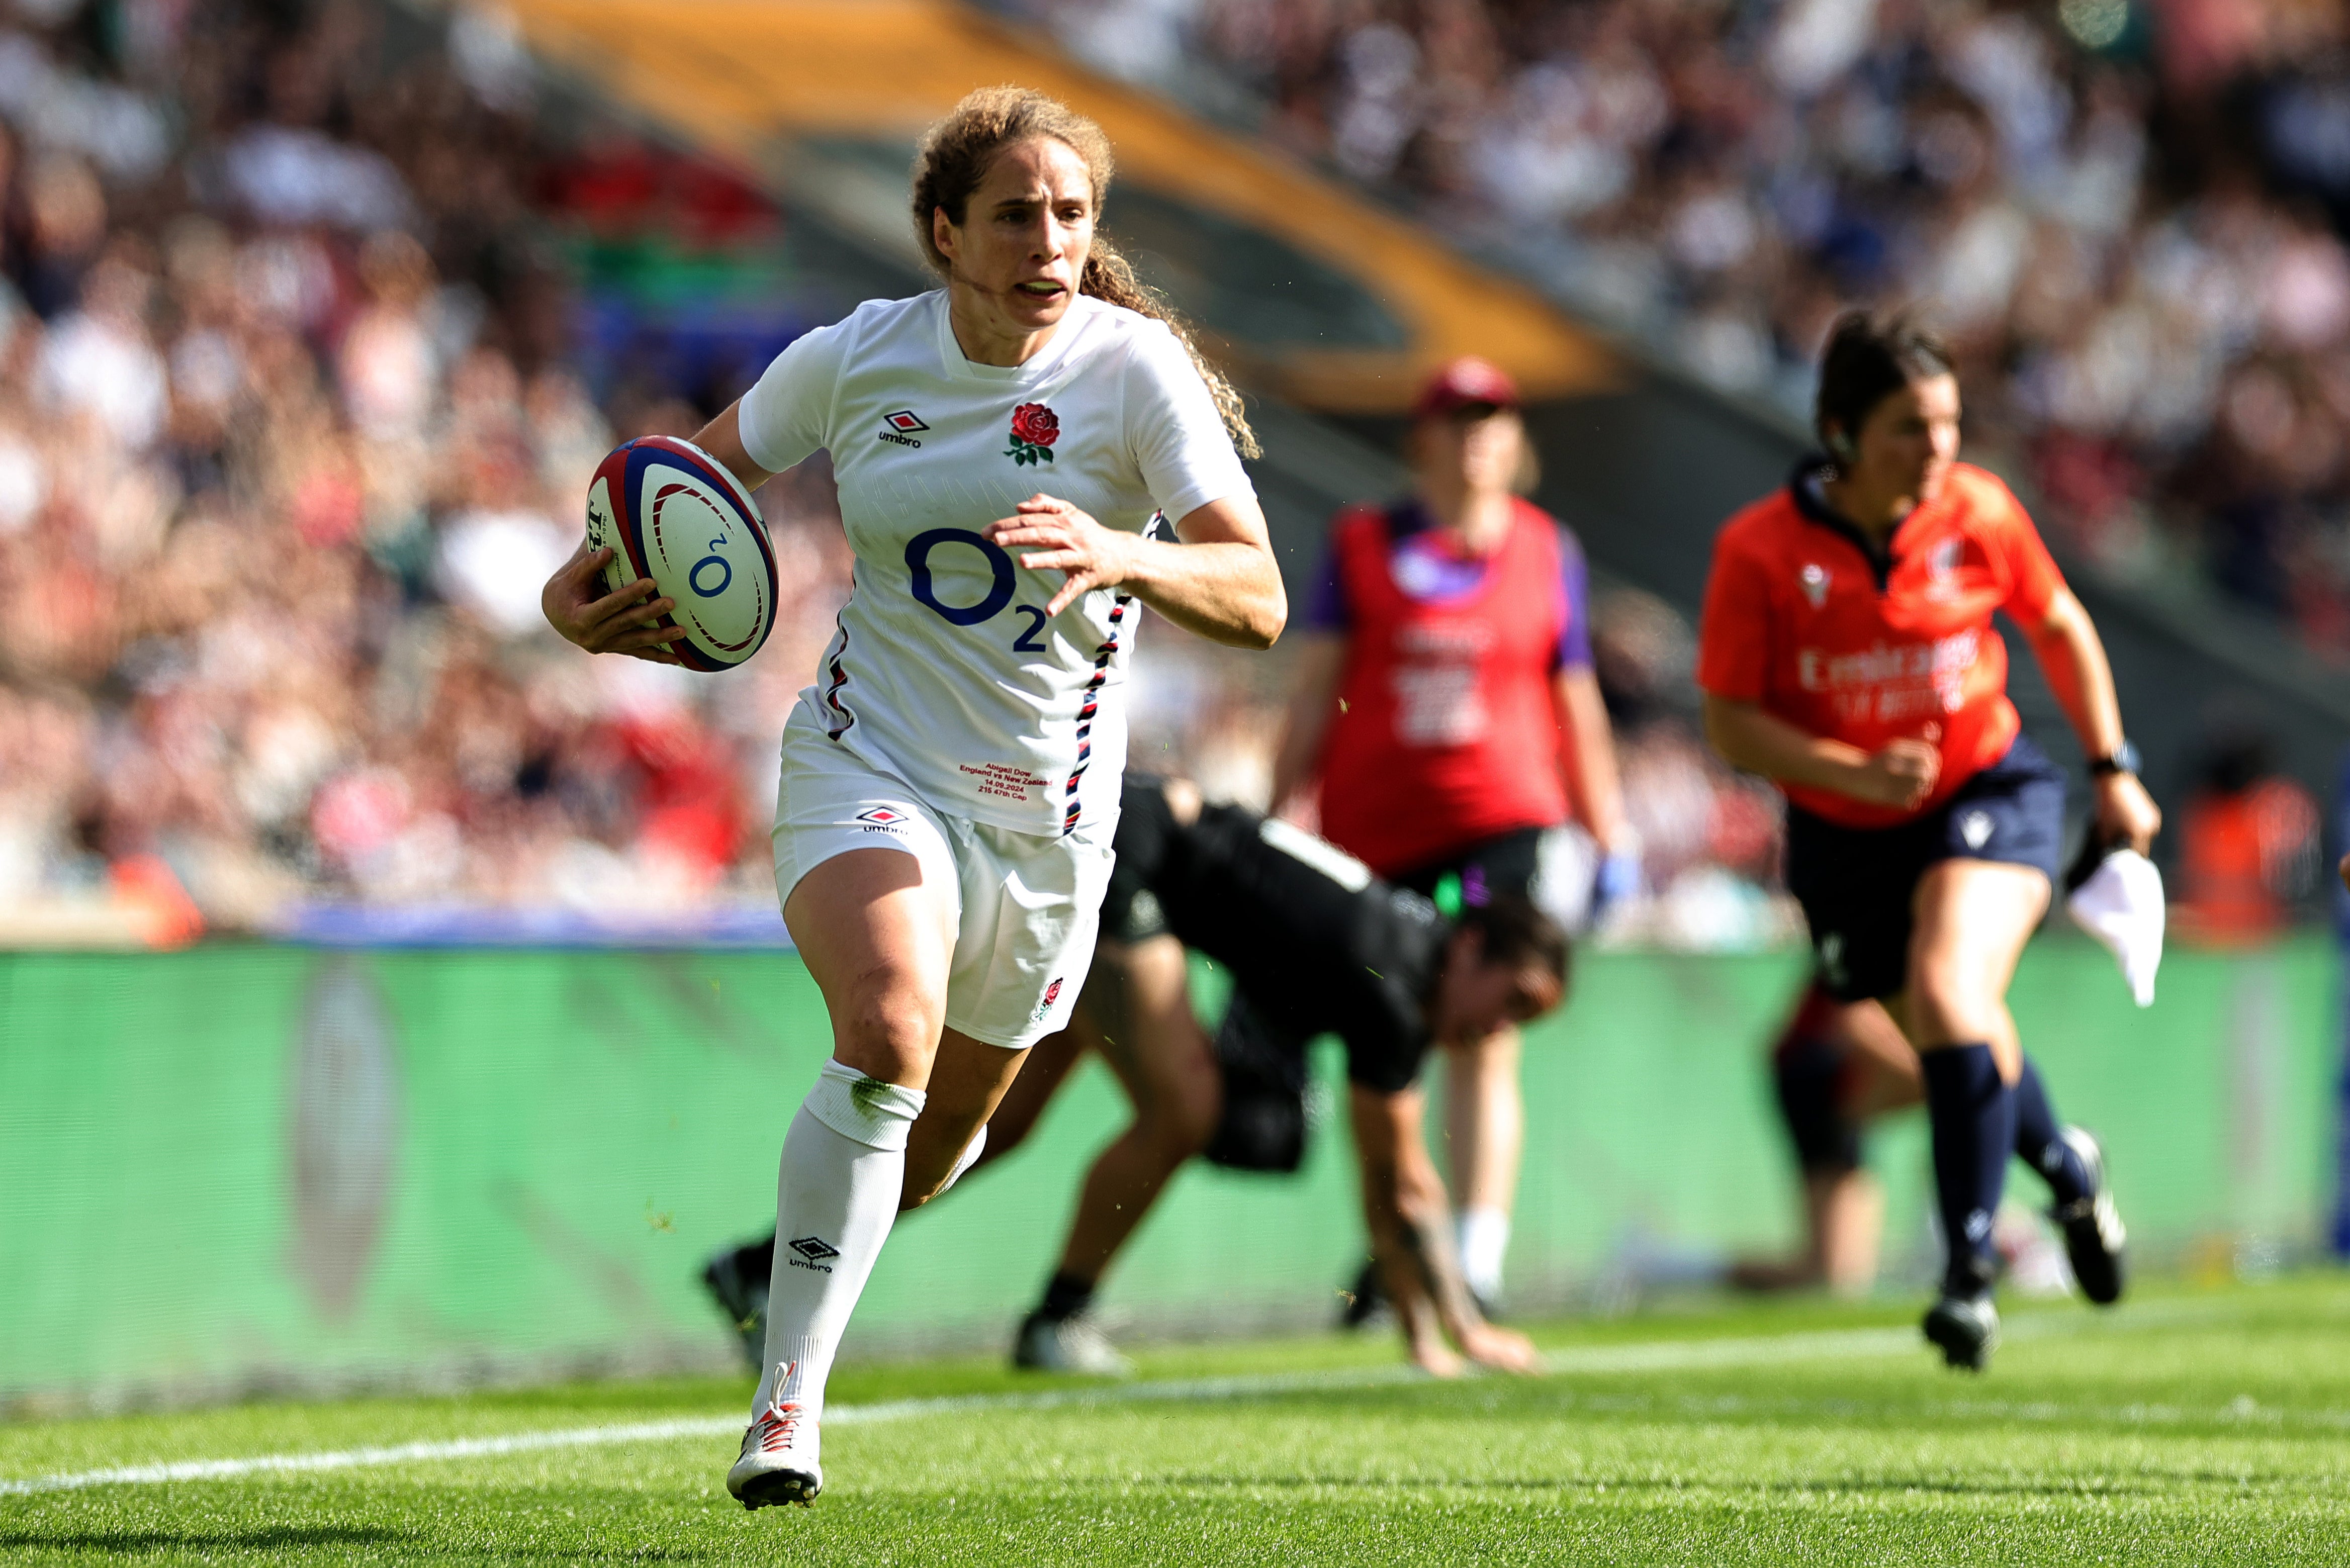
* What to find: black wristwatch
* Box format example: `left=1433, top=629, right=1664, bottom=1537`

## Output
left=2087, top=740, right=2141, bottom=778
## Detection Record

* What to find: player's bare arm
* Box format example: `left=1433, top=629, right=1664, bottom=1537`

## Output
left=985, top=492, right=1285, bottom=648
left=1702, top=693, right=1938, bottom=810
left=1552, top=664, right=1630, bottom=849
left=1349, top=1084, right=1540, bottom=1376
left=1269, top=633, right=1345, bottom=820
left=2019, top=589, right=2161, bottom=854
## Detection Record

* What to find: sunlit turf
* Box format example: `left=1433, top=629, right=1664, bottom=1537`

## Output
left=7, top=1275, right=2350, bottom=1564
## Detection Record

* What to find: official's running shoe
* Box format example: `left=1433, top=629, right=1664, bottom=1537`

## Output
left=727, top=1398, right=820, bottom=1509
left=700, top=1248, right=767, bottom=1369
left=2051, top=1126, right=2126, bottom=1306
left=1013, top=1310, right=1136, bottom=1376
left=1922, top=1292, right=2001, bottom=1371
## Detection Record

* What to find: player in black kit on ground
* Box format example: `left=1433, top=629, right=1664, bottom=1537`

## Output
left=705, top=777, right=1565, bottom=1377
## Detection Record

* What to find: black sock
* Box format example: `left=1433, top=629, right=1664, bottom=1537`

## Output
left=2011, top=1057, right=2091, bottom=1207
left=1038, top=1270, right=1096, bottom=1322
left=1920, top=1044, right=2014, bottom=1298
left=737, top=1235, right=775, bottom=1283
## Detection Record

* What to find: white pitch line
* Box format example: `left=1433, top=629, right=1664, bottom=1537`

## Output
left=0, top=1306, right=2212, bottom=1499
left=0, top=1417, right=744, bottom=1498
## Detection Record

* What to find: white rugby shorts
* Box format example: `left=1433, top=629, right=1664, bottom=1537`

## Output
left=770, top=706, right=1114, bottom=1049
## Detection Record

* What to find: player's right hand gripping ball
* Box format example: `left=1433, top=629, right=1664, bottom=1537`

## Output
left=587, top=436, right=779, bottom=672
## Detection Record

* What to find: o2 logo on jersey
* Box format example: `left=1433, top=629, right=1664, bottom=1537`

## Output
left=905, top=528, right=1050, bottom=652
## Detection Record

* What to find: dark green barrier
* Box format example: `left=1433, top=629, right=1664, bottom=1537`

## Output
left=1, top=937, right=2336, bottom=1406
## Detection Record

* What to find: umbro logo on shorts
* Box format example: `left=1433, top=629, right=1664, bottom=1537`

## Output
left=1959, top=809, right=1994, bottom=850
left=855, top=807, right=910, bottom=829
left=786, top=1236, right=840, bottom=1274
left=879, top=410, right=928, bottom=448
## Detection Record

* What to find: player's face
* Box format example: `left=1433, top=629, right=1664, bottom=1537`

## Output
left=1417, top=405, right=1523, bottom=495
left=1850, top=373, right=1961, bottom=504
left=933, top=136, right=1097, bottom=338
left=1433, top=941, right=1564, bottom=1043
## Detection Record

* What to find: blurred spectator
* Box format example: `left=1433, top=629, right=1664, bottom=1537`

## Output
left=1026, top=0, right=2350, bottom=660
left=2171, top=727, right=2322, bottom=944
left=0, top=0, right=857, bottom=938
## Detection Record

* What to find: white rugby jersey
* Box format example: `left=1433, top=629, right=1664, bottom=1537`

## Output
left=738, top=290, right=1253, bottom=836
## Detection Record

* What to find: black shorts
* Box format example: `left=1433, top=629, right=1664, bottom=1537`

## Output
left=1388, top=826, right=1547, bottom=915
left=1100, top=779, right=1178, bottom=945
left=1785, top=733, right=2065, bottom=1003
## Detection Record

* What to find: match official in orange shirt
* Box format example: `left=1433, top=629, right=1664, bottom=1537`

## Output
left=1695, top=311, right=2161, bottom=1371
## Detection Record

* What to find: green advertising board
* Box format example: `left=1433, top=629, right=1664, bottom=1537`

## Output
left=0, top=936, right=2337, bottom=1409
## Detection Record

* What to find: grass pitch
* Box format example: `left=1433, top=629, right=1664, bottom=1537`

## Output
left=7, top=1276, right=2350, bottom=1564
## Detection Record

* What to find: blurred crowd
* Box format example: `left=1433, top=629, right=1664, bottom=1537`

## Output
left=8, top=0, right=2313, bottom=949
left=0, top=0, right=851, bottom=938
left=0, top=0, right=1802, bottom=944
left=1041, top=0, right=2350, bottom=660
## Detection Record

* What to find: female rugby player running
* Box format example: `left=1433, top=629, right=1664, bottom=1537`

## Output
left=541, top=88, right=1283, bottom=1504
left=1695, top=312, right=2157, bottom=1371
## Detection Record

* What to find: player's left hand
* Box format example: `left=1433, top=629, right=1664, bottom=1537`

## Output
left=985, top=496, right=1142, bottom=617
left=1459, top=1322, right=1542, bottom=1375
left=2092, top=769, right=2161, bottom=856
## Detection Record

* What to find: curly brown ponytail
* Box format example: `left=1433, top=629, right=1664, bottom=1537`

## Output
left=910, top=85, right=1260, bottom=460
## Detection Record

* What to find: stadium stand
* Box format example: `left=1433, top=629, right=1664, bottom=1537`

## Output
left=1023, top=0, right=2350, bottom=664
left=0, top=1, right=860, bottom=939
left=2, top=0, right=2338, bottom=943
left=0, top=0, right=1800, bottom=942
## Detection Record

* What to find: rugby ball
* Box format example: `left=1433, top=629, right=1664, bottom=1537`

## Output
left=585, top=435, right=778, bottom=672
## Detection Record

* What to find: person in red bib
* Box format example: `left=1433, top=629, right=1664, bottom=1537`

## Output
left=1696, top=311, right=2161, bottom=1370
left=1274, top=356, right=1633, bottom=1316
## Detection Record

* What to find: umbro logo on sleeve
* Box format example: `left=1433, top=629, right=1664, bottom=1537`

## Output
left=879, top=410, right=929, bottom=447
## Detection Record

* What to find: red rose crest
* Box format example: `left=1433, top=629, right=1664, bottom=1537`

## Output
left=1005, top=402, right=1059, bottom=466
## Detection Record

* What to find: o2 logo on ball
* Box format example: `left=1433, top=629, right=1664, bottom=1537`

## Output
left=587, top=435, right=776, bottom=672
left=1003, top=402, right=1059, bottom=466
left=651, top=484, right=738, bottom=602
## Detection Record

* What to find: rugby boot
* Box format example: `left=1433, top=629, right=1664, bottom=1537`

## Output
left=2051, top=1127, right=2126, bottom=1306
left=1013, top=1310, right=1136, bottom=1376
left=699, top=1247, right=768, bottom=1369
left=727, top=1398, right=820, bottom=1508
left=1922, top=1291, right=2001, bottom=1372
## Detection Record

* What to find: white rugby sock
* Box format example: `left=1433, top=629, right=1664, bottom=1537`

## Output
left=752, top=1059, right=925, bottom=1422
left=1457, top=1206, right=1511, bottom=1304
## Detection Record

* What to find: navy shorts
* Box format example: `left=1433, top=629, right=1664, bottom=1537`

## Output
left=1785, top=733, right=2065, bottom=1003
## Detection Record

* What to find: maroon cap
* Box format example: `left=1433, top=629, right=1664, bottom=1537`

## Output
left=1413, top=356, right=1519, bottom=421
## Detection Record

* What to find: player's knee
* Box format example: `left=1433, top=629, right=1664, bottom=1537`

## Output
left=833, top=988, right=938, bottom=1079
left=1902, top=954, right=1977, bottom=1043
